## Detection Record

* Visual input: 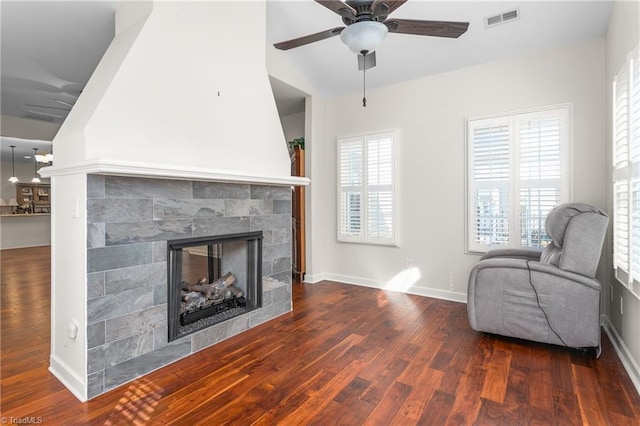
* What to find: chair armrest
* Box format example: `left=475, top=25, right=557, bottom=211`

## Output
left=480, top=247, right=543, bottom=262
left=473, top=258, right=601, bottom=291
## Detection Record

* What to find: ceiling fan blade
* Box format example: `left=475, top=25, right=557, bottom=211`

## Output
left=315, top=0, right=357, bottom=18
left=25, top=103, right=71, bottom=112
left=274, top=27, right=345, bottom=50
left=373, top=0, right=407, bottom=16
left=385, top=18, right=469, bottom=38
left=372, top=0, right=407, bottom=23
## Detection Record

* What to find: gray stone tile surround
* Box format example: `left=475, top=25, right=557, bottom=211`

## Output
left=86, top=175, right=292, bottom=398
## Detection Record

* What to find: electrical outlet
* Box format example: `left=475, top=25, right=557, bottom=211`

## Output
left=449, top=271, right=454, bottom=291
left=620, top=296, right=624, bottom=315
left=72, top=197, right=79, bottom=219
left=66, top=320, right=78, bottom=340
left=610, top=283, right=614, bottom=302
left=405, top=258, right=413, bottom=268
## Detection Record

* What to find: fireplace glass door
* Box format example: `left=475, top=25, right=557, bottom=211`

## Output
left=167, top=231, right=262, bottom=341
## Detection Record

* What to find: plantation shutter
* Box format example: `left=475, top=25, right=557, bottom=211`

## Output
left=468, top=117, right=511, bottom=251
left=366, top=133, right=395, bottom=243
left=612, top=42, right=640, bottom=298
left=630, top=44, right=640, bottom=291
left=338, top=137, right=364, bottom=242
left=337, top=131, right=397, bottom=245
left=613, top=58, right=630, bottom=284
left=629, top=45, right=640, bottom=295
left=517, top=110, right=566, bottom=247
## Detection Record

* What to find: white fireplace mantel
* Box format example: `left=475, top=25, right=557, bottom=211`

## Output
left=39, top=158, right=310, bottom=187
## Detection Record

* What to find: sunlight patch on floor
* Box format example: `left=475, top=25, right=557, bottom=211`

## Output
left=105, top=378, right=163, bottom=425
left=385, top=267, right=421, bottom=292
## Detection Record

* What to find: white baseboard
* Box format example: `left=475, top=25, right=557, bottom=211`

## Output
left=302, top=272, right=327, bottom=284
left=49, top=354, right=87, bottom=402
left=406, top=285, right=467, bottom=304
left=601, top=315, right=640, bottom=396
left=311, top=272, right=467, bottom=304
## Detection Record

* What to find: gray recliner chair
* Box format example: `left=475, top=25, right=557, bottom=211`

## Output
left=467, top=203, right=609, bottom=355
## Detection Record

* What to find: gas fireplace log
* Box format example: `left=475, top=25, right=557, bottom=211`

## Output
left=182, top=291, right=202, bottom=303
left=228, top=286, right=243, bottom=298
left=181, top=272, right=237, bottom=298
left=215, top=272, right=236, bottom=288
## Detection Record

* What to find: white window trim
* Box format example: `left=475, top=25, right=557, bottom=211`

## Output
left=465, top=103, right=574, bottom=254
left=336, top=129, right=399, bottom=246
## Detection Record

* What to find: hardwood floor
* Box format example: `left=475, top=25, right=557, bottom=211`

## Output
left=2, top=246, right=639, bottom=425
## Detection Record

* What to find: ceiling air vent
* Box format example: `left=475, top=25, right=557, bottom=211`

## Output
left=484, top=8, right=520, bottom=29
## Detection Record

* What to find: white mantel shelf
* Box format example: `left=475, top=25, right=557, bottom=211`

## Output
left=1, top=214, right=50, bottom=217
left=39, top=159, right=310, bottom=187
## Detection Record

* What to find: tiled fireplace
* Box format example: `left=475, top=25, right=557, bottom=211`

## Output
left=37, top=0, right=310, bottom=402
left=85, top=175, right=292, bottom=398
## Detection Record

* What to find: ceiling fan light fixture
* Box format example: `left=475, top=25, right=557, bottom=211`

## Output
left=340, top=21, right=388, bottom=54
left=35, top=153, right=53, bottom=163
left=31, top=148, right=41, bottom=183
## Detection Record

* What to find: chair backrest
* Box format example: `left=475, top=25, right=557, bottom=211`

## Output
left=540, top=203, right=609, bottom=278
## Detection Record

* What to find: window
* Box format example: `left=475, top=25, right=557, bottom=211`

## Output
left=466, top=105, right=571, bottom=253
left=337, top=130, right=397, bottom=245
left=613, top=42, right=640, bottom=299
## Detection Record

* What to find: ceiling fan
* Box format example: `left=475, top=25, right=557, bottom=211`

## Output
left=273, top=0, right=469, bottom=106
left=274, top=0, right=469, bottom=54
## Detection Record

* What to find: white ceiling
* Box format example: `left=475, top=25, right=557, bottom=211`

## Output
left=266, top=1, right=613, bottom=96
left=0, top=0, right=613, bottom=160
left=0, top=0, right=115, bottom=161
left=1, top=1, right=115, bottom=121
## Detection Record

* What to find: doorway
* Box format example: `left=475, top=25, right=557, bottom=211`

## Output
left=290, top=145, right=305, bottom=281
left=269, top=76, right=307, bottom=282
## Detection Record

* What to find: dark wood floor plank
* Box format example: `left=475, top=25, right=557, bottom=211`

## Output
left=282, top=359, right=363, bottom=424
left=359, top=356, right=409, bottom=405
left=418, top=390, right=455, bottom=425
left=479, top=342, right=512, bottom=404
left=396, top=337, right=444, bottom=387
left=362, top=380, right=412, bottom=425
left=1, top=248, right=639, bottom=424
left=572, top=363, right=613, bottom=425
left=334, top=398, right=376, bottom=425
left=392, top=367, right=444, bottom=424
left=445, top=357, right=486, bottom=425
left=527, top=345, right=555, bottom=413
left=475, top=397, right=518, bottom=425
left=333, top=376, right=371, bottom=406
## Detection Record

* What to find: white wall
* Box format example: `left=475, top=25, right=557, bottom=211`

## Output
left=313, top=37, right=607, bottom=301
left=605, top=0, right=640, bottom=392
left=48, top=173, right=88, bottom=401
left=55, top=1, right=290, bottom=179
left=280, top=111, right=305, bottom=143
left=0, top=215, right=50, bottom=249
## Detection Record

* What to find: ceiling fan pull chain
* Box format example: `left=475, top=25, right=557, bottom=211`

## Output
left=362, top=50, right=368, bottom=107
left=362, top=66, right=366, bottom=107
